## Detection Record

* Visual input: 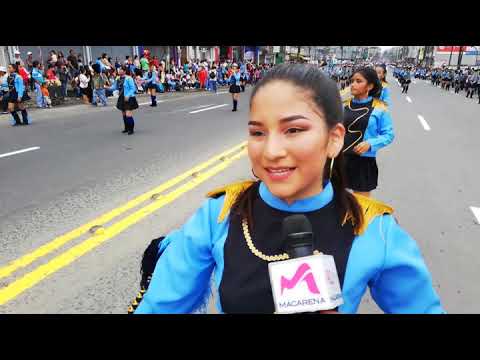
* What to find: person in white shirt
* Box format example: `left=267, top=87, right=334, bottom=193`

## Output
left=78, top=67, right=90, bottom=104
left=13, top=50, right=24, bottom=67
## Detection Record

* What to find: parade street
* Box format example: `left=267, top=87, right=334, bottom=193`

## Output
left=0, top=74, right=478, bottom=314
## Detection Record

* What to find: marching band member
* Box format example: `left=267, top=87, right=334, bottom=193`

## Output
left=131, top=64, right=443, bottom=315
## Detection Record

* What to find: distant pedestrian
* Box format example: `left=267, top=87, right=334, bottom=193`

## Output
left=107, top=65, right=139, bottom=135
left=6, top=63, right=31, bottom=126
left=229, top=63, right=241, bottom=111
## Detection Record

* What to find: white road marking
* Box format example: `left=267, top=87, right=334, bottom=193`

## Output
left=189, top=104, right=229, bottom=114
left=217, top=91, right=228, bottom=95
left=138, top=100, right=166, bottom=106
left=0, top=146, right=40, bottom=159
left=470, top=207, right=480, bottom=224
left=406, top=96, right=412, bottom=103
left=412, top=80, right=417, bottom=84
left=417, top=115, right=431, bottom=131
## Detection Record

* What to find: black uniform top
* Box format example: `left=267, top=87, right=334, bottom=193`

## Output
left=219, top=182, right=355, bottom=314
left=342, top=97, right=374, bottom=156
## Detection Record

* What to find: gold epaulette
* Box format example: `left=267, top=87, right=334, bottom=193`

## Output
left=206, top=180, right=256, bottom=223
left=372, top=98, right=388, bottom=111
left=343, top=193, right=394, bottom=235
left=381, top=81, right=389, bottom=88
left=342, top=97, right=352, bottom=106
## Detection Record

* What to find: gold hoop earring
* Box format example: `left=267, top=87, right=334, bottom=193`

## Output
left=329, top=157, right=335, bottom=180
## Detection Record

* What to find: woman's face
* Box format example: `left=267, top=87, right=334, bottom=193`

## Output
left=7, top=65, right=14, bottom=74
left=375, top=67, right=385, bottom=81
left=248, top=81, right=345, bottom=204
left=350, top=72, right=373, bottom=97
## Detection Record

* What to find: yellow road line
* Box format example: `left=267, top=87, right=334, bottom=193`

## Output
left=0, top=148, right=247, bottom=306
left=0, top=141, right=247, bottom=280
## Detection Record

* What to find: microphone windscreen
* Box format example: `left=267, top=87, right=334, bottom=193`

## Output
left=282, top=214, right=312, bottom=239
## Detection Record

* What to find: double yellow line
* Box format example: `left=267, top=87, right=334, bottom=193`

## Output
left=0, top=141, right=248, bottom=306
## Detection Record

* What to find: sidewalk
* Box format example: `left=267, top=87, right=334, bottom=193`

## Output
left=1, top=84, right=231, bottom=120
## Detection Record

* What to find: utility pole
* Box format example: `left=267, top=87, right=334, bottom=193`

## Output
left=457, top=46, right=465, bottom=69
left=448, top=46, right=453, bottom=66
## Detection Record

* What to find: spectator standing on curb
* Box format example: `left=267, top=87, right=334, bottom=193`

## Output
left=32, top=61, right=47, bottom=108
left=26, top=52, right=34, bottom=91
left=91, top=63, right=109, bottom=106
left=140, top=53, right=150, bottom=74
left=0, top=66, right=9, bottom=113
left=198, top=65, right=207, bottom=90
left=209, top=66, right=218, bottom=94
left=58, top=65, right=70, bottom=99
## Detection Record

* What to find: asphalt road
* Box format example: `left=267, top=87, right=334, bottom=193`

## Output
left=0, top=75, right=478, bottom=314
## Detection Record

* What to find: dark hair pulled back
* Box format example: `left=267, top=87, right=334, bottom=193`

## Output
left=230, top=63, right=363, bottom=233
left=352, top=66, right=382, bottom=98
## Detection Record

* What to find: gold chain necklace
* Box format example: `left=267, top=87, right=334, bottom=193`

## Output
left=242, top=218, right=321, bottom=262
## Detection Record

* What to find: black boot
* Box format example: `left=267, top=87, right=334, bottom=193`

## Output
left=21, top=109, right=29, bottom=125
left=11, top=111, right=21, bottom=126
left=232, top=99, right=238, bottom=112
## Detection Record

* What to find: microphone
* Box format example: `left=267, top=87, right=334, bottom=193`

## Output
left=268, top=214, right=343, bottom=314
left=282, top=214, right=314, bottom=259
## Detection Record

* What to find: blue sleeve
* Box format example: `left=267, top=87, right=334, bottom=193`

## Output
left=15, top=76, right=24, bottom=98
left=124, top=78, right=136, bottom=97
left=108, top=80, right=117, bottom=91
left=134, top=197, right=223, bottom=314
left=366, top=109, right=395, bottom=152
left=380, top=87, right=391, bottom=106
left=369, top=215, right=445, bottom=313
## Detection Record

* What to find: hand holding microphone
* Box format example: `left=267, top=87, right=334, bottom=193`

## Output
left=268, top=214, right=343, bottom=314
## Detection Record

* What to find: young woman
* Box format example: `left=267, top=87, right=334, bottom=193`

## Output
left=131, top=64, right=443, bottom=314
left=6, top=63, right=30, bottom=126
left=229, top=63, right=241, bottom=111
left=375, top=64, right=392, bottom=106
left=143, top=64, right=159, bottom=106
left=107, top=65, right=139, bottom=135
left=342, top=67, right=394, bottom=197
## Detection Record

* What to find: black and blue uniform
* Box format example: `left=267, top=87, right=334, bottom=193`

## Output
left=108, top=75, right=138, bottom=134
left=379, top=81, right=391, bottom=106
left=342, top=96, right=394, bottom=192
left=7, top=72, right=30, bottom=126
left=143, top=70, right=159, bottom=106
left=133, top=180, right=444, bottom=314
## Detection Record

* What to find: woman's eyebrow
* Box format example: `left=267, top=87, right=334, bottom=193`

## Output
left=248, top=115, right=309, bottom=126
left=279, top=115, right=309, bottom=123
